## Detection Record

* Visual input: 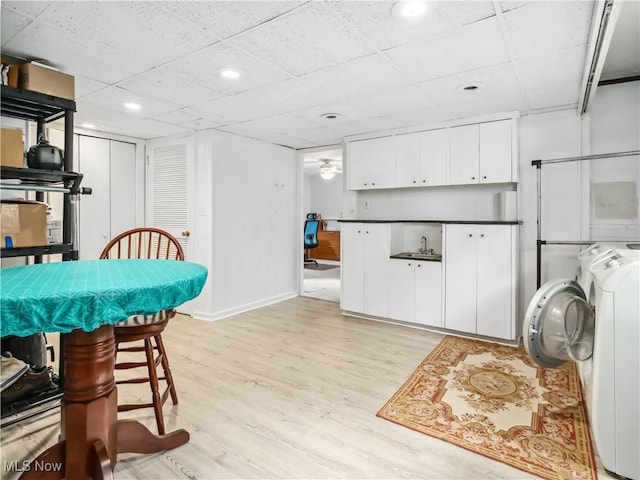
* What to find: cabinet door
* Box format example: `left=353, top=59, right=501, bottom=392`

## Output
left=395, top=132, right=421, bottom=188
left=388, top=260, right=414, bottom=322
left=449, top=124, right=479, bottom=185
left=479, top=120, right=512, bottom=183
left=340, top=223, right=365, bottom=313
left=444, top=225, right=477, bottom=333
left=476, top=225, right=513, bottom=339
left=419, top=129, right=448, bottom=186
left=363, top=223, right=389, bottom=317
left=415, top=261, right=442, bottom=327
left=347, top=136, right=395, bottom=190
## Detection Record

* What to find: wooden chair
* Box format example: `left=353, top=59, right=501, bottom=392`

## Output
left=99, top=227, right=184, bottom=435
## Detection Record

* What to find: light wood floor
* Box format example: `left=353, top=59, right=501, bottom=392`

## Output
left=1, top=296, right=614, bottom=479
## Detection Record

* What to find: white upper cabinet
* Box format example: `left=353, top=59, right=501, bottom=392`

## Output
left=347, top=117, right=515, bottom=191
left=450, top=119, right=513, bottom=185
left=347, top=136, right=395, bottom=190
left=479, top=120, right=513, bottom=184
left=395, top=129, right=448, bottom=188
left=449, top=124, right=480, bottom=185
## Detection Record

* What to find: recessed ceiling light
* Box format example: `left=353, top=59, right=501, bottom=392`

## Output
left=391, top=1, right=428, bottom=19
left=218, top=68, right=242, bottom=79
left=320, top=113, right=341, bottom=120
left=81, top=123, right=96, bottom=129
left=124, top=102, right=142, bottom=110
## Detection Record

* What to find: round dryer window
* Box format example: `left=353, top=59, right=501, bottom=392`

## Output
left=523, top=278, right=595, bottom=369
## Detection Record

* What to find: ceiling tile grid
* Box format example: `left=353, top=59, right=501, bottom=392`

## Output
left=0, top=0, right=607, bottom=148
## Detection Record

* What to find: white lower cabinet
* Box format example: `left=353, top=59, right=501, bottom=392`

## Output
left=341, top=223, right=389, bottom=317
left=444, top=224, right=515, bottom=340
left=388, top=259, right=442, bottom=327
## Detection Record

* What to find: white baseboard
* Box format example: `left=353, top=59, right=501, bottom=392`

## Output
left=192, top=291, right=298, bottom=322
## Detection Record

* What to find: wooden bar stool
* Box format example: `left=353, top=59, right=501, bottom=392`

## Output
left=99, top=227, right=184, bottom=435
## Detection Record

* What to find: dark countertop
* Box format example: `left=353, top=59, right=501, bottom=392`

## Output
left=338, top=219, right=522, bottom=225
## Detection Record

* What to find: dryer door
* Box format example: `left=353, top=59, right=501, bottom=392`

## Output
left=523, top=278, right=595, bottom=368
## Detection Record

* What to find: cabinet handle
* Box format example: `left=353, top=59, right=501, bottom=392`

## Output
left=471, top=176, right=476, bottom=180
left=468, top=234, right=473, bottom=237
left=482, top=175, right=487, bottom=179
left=372, top=182, right=375, bottom=186
left=422, top=179, right=426, bottom=183
left=364, top=183, right=367, bottom=186
left=413, top=180, right=417, bottom=184
left=408, top=263, right=412, bottom=266
left=417, top=264, right=421, bottom=268
left=366, top=231, right=369, bottom=234
left=480, top=234, right=485, bottom=238
left=357, top=230, right=361, bottom=233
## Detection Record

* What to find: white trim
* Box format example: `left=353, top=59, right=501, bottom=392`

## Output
left=193, top=292, right=298, bottom=322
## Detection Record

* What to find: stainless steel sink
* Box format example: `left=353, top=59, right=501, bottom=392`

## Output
left=392, top=252, right=442, bottom=261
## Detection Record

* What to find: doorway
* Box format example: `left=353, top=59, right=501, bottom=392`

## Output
left=301, top=148, right=343, bottom=303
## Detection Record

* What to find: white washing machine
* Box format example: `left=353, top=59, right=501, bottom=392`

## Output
left=524, top=244, right=640, bottom=479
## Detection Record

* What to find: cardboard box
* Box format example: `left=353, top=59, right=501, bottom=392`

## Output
left=19, top=63, right=75, bottom=101
left=1, top=128, right=24, bottom=168
left=1, top=201, right=48, bottom=248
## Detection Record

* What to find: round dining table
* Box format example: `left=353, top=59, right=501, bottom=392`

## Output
left=1, top=258, right=208, bottom=480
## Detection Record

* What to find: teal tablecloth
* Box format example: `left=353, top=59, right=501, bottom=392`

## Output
left=1, top=259, right=208, bottom=337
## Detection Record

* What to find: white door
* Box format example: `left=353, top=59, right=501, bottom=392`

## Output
left=363, top=223, right=389, bottom=317
left=341, top=223, right=365, bottom=313
left=449, top=124, right=479, bottom=185
left=146, top=137, right=193, bottom=259
left=419, top=129, right=448, bottom=186
left=415, top=261, right=442, bottom=327
left=476, top=226, right=513, bottom=339
left=444, top=224, right=477, bottom=333
left=77, top=136, right=111, bottom=259
left=394, top=132, right=420, bottom=188
left=388, top=260, right=414, bottom=321
left=77, top=136, right=137, bottom=259
left=479, top=120, right=512, bottom=183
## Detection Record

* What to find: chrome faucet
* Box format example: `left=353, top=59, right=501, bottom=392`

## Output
left=419, top=236, right=428, bottom=254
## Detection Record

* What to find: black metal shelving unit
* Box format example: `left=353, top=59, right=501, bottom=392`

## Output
left=1, top=85, right=82, bottom=427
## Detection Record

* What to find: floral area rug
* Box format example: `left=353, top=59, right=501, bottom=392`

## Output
left=377, top=336, right=597, bottom=480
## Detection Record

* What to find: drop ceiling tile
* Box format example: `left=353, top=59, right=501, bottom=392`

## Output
left=237, top=53, right=412, bottom=117
left=191, top=93, right=277, bottom=124
left=221, top=113, right=320, bottom=138
left=116, top=118, right=192, bottom=140
left=75, top=76, right=110, bottom=99
left=385, top=17, right=509, bottom=82
left=151, top=108, right=206, bottom=126
left=1, top=1, right=51, bottom=19
left=502, top=2, right=594, bottom=60
left=228, top=2, right=376, bottom=76
left=4, top=22, right=147, bottom=83
left=160, top=1, right=304, bottom=40
left=0, top=7, right=35, bottom=45
left=514, top=45, right=586, bottom=110
left=286, top=125, right=345, bottom=146
left=328, top=1, right=496, bottom=51
left=417, top=63, right=521, bottom=110
left=162, top=41, right=293, bottom=95
left=293, top=84, right=437, bottom=129
left=36, top=2, right=217, bottom=67
left=81, top=86, right=182, bottom=119
left=117, top=66, right=225, bottom=106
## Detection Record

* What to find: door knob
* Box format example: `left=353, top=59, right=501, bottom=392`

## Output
left=182, top=231, right=190, bottom=238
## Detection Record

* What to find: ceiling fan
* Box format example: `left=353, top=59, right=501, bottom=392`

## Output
left=318, top=159, right=342, bottom=180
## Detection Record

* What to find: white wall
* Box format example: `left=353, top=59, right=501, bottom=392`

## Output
left=306, top=172, right=343, bottom=230
left=190, top=130, right=298, bottom=321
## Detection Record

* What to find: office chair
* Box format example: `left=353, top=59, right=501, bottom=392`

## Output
left=99, top=227, right=184, bottom=435
left=304, top=213, right=320, bottom=266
